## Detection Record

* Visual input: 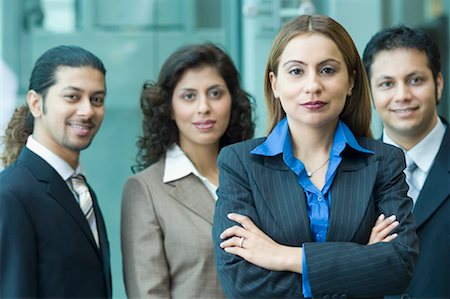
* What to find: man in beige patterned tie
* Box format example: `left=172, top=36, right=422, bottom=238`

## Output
left=363, top=25, right=449, bottom=299
left=0, top=45, right=112, bottom=298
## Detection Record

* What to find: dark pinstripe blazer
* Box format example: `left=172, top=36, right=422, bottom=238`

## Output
left=212, top=137, right=418, bottom=299
left=0, top=148, right=112, bottom=298
left=388, top=117, right=450, bottom=299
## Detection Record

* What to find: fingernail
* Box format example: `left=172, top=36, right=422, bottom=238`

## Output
left=388, top=215, right=396, bottom=221
left=393, top=221, right=399, bottom=226
left=379, top=214, right=385, bottom=219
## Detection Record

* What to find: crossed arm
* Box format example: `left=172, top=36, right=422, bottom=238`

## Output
left=219, top=212, right=399, bottom=273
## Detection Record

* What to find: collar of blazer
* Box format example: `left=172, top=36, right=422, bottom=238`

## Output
left=161, top=158, right=215, bottom=225
left=18, top=147, right=102, bottom=251
left=261, top=145, right=370, bottom=172
left=413, top=121, right=450, bottom=229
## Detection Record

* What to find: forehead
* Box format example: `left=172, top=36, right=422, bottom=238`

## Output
left=370, top=48, right=432, bottom=80
left=53, top=66, right=105, bottom=88
left=176, top=65, right=225, bottom=88
left=280, top=33, right=344, bottom=62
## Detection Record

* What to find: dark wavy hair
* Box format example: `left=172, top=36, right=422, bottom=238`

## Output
left=135, top=43, right=254, bottom=171
left=1, top=105, right=33, bottom=167
left=0, top=45, right=106, bottom=167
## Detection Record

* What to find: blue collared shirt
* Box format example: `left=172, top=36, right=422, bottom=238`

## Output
left=251, top=117, right=373, bottom=297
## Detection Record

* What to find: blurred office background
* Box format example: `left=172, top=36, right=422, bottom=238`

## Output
left=1, top=0, right=449, bottom=297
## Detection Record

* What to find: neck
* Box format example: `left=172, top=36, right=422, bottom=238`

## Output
left=289, top=120, right=336, bottom=162
left=179, top=142, right=219, bottom=185
left=32, top=132, right=80, bottom=169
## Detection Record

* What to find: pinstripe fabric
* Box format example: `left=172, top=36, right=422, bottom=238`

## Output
left=388, top=118, right=450, bottom=299
left=121, top=157, right=226, bottom=299
left=212, top=137, right=418, bottom=299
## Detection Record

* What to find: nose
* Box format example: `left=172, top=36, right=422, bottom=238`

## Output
left=394, top=83, right=413, bottom=102
left=304, top=71, right=322, bottom=94
left=197, top=95, right=211, bottom=115
left=76, top=97, right=94, bottom=118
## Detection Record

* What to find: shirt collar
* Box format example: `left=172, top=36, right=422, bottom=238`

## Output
left=163, top=144, right=218, bottom=200
left=251, top=117, right=373, bottom=157
left=26, top=135, right=81, bottom=180
left=383, top=117, right=446, bottom=172
left=163, top=144, right=201, bottom=183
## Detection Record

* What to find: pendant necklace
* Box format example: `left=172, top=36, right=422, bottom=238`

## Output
left=306, top=158, right=330, bottom=177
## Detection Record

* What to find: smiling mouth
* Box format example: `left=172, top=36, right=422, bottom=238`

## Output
left=390, top=107, right=418, bottom=115
left=69, top=122, right=95, bottom=136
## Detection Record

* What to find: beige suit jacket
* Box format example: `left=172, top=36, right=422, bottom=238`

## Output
left=121, top=157, right=225, bottom=299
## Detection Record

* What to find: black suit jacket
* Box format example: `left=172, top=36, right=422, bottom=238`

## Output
left=0, top=147, right=112, bottom=298
left=390, top=118, right=450, bottom=299
left=213, top=137, right=418, bottom=299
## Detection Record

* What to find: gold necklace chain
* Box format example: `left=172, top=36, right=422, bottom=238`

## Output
left=306, top=158, right=330, bottom=177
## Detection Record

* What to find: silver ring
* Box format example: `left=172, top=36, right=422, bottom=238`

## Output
left=239, top=237, right=245, bottom=248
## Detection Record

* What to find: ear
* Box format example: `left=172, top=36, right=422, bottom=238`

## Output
left=347, top=70, right=355, bottom=96
left=27, top=90, right=43, bottom=118
left=269, top=71, right=279, bottom=99
left=436, top=72, right=444, bottom=103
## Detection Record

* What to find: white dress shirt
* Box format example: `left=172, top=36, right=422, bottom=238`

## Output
left=163, top=144, right=218, bottom=201
left=26, top=135, right=81, bottom=182
left=383, top=118, right=446, bottom=205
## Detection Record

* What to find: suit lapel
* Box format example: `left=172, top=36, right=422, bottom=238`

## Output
left=327, top=152, right=378, bottom=241
left=167, top=174, right=216, bottom=225
left=91, top=190, right=112, bottom=297
left=260, top=155, right=313, bottom=243
left=21, top=148, right=100, bottom=251
left=414, top=126, right=450, bottom=229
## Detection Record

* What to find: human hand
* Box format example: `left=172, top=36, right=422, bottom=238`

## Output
left=368, top=214, right=399, bottom=245
left=219, top=213, right=302, bottom=273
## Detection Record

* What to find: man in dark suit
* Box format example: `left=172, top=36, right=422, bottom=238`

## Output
left=363, top=25, right=450, bottom=299
left=0, top=45, right=112, bottom=298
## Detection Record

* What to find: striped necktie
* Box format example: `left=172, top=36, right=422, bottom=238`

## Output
left=70, top=174, right=99, bottom=247
left=404, top=157, right=419, bottom=205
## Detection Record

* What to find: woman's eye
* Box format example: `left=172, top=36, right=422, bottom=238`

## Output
left=183, top=93, right=196, bottom=101
left=209, top=89, right=223, bottom=98
left=289, top=68, right=302, bottom=75
left=379, top=81, right=393, bottom=88
left=320, top=67, right=336, bottom=75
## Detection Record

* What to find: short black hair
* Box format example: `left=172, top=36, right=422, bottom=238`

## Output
left=363, top=25, right=441, bottom=83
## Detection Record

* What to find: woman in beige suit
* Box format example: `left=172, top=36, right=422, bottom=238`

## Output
left=121, top=43, right=254, bottom=299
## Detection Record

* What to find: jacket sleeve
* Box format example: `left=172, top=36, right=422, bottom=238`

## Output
left=305, top=144, right=419, bottom=297
left=0, top=190, right=38, bottom=298
left=121, top=176, right=171, bottom=299
left=212, top=146, right=301, bottom=298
